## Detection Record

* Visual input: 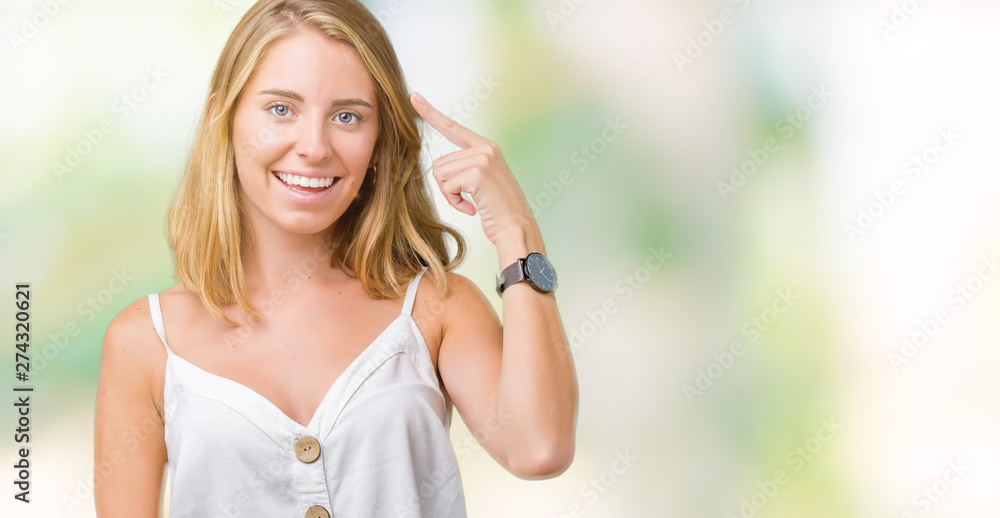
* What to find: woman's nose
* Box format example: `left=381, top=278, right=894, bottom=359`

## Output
left=293, top=116, right=331, bottom=162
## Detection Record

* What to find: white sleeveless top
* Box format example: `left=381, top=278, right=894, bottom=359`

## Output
left=146, top=267, right=467, bottom=517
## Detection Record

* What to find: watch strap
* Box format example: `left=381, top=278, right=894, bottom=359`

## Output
left=496, top=258, right=526, bottom=295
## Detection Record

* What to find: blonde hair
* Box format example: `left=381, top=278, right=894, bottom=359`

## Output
left=166, top=0, right=466, bottom=326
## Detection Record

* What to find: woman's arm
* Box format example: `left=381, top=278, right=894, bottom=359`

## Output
left=435, top=229, right=578, bottom=481
left=94, top=301, right=168, bottom=516
left=409, top=92, right=578, bottom=480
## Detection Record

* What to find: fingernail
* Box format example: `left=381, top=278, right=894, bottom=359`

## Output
left=413, top=92, right=425, bottom=103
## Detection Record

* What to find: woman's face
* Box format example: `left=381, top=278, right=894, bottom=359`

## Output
left=231, top=28, right=379, bottom=238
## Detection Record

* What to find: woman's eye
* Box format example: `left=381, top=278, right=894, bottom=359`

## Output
left=336, top=112, right=359, bottom=124
left=270, top=104, right=290, bottom=117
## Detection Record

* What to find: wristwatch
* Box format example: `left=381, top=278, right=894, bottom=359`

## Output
left=495, top=252, right=558, bottom=296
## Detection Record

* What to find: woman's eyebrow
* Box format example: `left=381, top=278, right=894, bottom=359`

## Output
left=257, top=88, right=373, bottom=109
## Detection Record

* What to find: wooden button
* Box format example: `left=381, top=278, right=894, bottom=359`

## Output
left=305, top=505, right=330, bottom=518
left=294, top=435, right=321, bottom=463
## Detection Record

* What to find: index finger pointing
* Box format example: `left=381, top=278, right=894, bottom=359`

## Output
left=410, top=92, right=488, bottom=149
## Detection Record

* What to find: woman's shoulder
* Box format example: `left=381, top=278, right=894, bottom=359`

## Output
left=99, top=292, right=172, bottom=404
left=103, top=292, right=158, bottom=344
left=408, top=269, right=493, bottom=364
left=442, top=270, right=490, bottom=303
left=102, top=284, right=206, bottom=359
left=412, top=268, right=496, bottom=326
left=105, top=284, right=192, bottom=326
left=413, top=268, right=485, bottom=302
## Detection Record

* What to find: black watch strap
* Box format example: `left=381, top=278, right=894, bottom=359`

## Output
left=495, top=259, right=525, bottom=296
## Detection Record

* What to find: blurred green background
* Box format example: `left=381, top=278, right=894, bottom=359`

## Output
left=3, top=0, right=1000, bottom=516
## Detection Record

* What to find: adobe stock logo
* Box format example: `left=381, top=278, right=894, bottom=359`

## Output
left=879, top=0, right=933, bottom=41
left=887, top=254, right=997, bottom=371
left=682, top=288, right=799, bottom=404
left=896, top=459, right=971, bottom=517
left=545, top=0, right=591, bottom=30
left=726, top=417, right=842, bottom=518
left=843, top=127, right=960, bottom=244
left=51, top=65, right=169, bottom=182
left=7, top=0, right=74, bottom=52
left=549, top=449, right=638, bottom=518
left=673, top=0, right=753, bottom=73
left=565, top=246, right=671, bottom=356
left=528, top=116, right=627, bottom=220
left=33, top=269, right=137, bottom=375
left=716, top=85, right=832, bottom=202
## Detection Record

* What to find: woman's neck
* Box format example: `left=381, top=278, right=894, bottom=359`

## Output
left=241, top=228, right=345, bottom=297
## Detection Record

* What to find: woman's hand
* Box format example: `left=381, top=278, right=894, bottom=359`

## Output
left=410, top=92, right=538, bottom=247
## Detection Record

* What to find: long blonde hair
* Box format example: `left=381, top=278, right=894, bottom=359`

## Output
left=166, top=0, right=466, bottom=326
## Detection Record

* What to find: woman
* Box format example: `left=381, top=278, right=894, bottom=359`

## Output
left=93, top=0, right=578, bottom=516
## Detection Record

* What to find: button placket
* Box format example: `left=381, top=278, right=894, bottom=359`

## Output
left=295, top=435, right=321, bottom=463
left=291, top=433, right=333, bottom=517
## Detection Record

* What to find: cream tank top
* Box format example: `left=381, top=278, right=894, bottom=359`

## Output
left=146, top=267, right=468, bottom=517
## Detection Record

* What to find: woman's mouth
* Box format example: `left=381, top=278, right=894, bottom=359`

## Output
left=272, top=171, right=340, bottom=194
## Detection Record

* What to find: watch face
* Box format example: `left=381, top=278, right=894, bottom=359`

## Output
left=525, top=253, right=557, bottom=292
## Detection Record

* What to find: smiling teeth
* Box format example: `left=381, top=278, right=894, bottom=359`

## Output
left=275, top=172, right=336, bottom=188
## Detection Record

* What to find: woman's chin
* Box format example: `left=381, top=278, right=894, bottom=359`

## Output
left=277, top=217, right=339, bottom=237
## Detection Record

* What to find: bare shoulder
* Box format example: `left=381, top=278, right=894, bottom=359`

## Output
left=99, top=292, right=170, bottom=415
left=416, top=270, right=499, bottom=334
left=103, top=293, right=158, bottom=350
left=441, top=271, right=498, bottom=320
left=410, top=270, right=500, bottom=360
left=413, top=269, right=498, bottom=320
